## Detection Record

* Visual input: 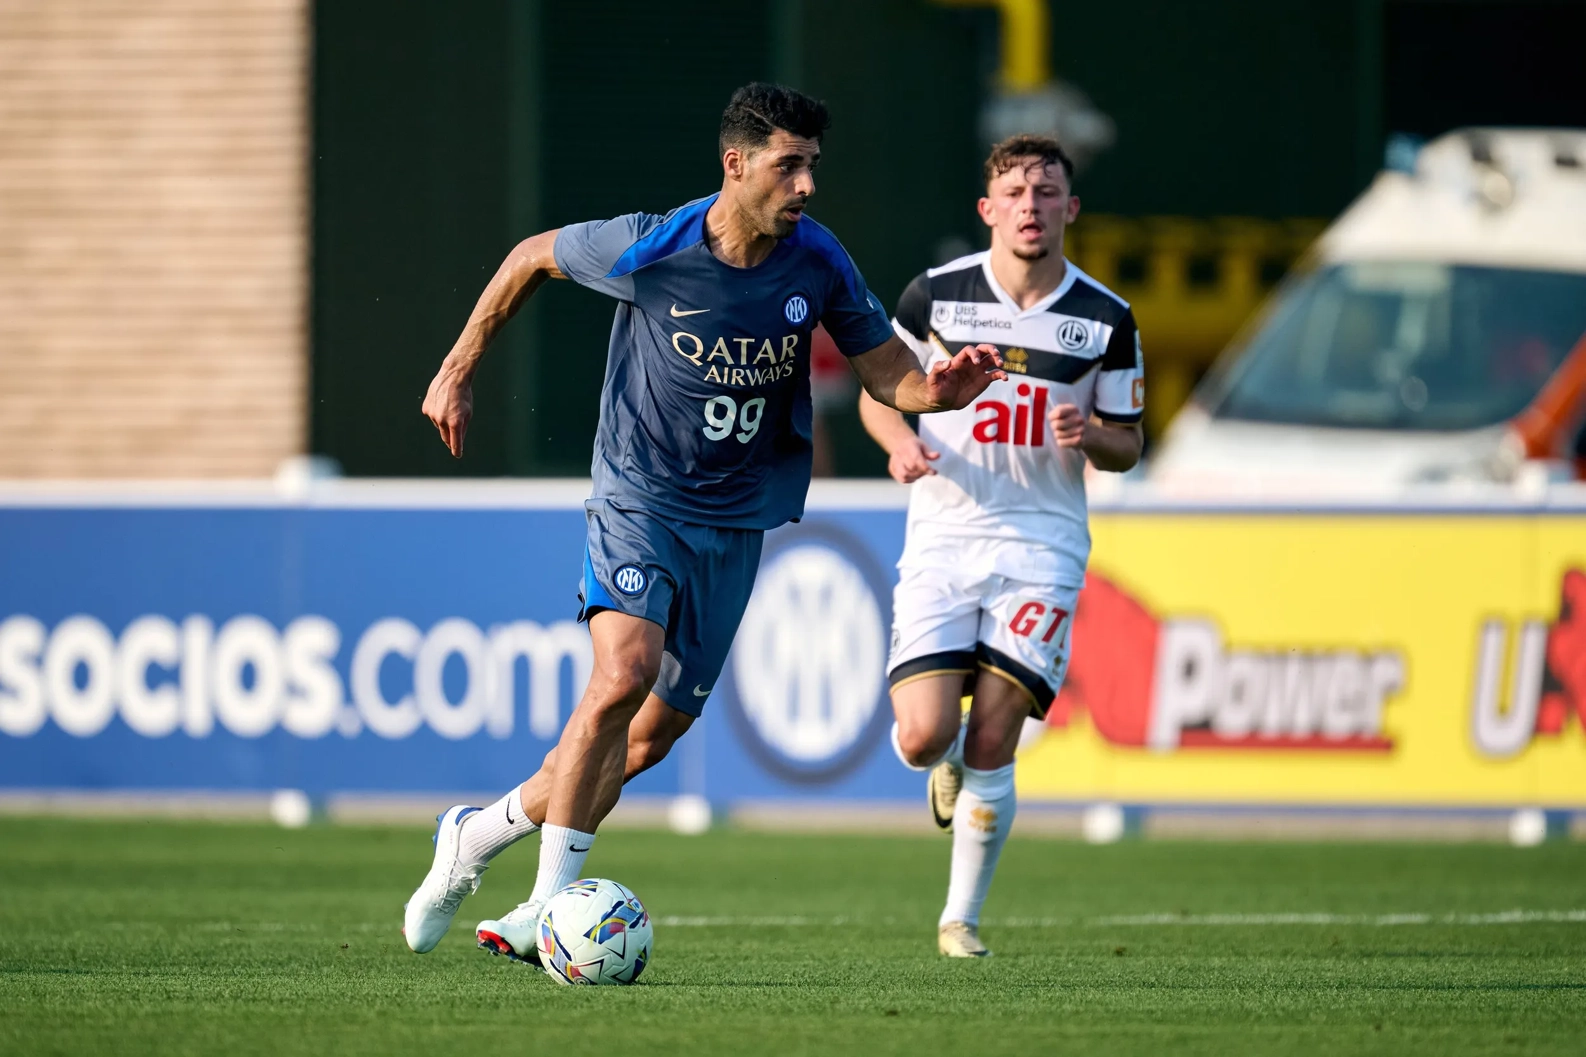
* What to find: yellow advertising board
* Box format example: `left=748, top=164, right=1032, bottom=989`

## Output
left=1017, top=510, right=1586, bottom=807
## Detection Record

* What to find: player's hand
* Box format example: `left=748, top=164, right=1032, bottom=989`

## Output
left=1049, top=402, right=1087, bottom=448
left=924, top=343, right=1006, bottom=410
left=422, top=364, right=474, bottom=458
left=887, top=436, right=940, bottom=484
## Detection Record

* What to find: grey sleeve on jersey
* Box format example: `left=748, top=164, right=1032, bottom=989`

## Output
left=553, top=214, right=657, bottom=301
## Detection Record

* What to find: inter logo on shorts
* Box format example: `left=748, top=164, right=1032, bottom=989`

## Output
left=783, top=294, right=809, bottom=325
left=1055, top=318, right=1090, bottom=351
left=612, top=564, right=647, bottom=596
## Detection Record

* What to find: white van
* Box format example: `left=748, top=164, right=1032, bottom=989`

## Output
left=1150, top=128, right=1586, bottom=495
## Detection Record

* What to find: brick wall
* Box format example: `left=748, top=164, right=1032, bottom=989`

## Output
left=0, top=0, right=306, bottom=478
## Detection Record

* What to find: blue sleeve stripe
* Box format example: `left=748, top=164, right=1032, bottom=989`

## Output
left=604, top=195, right=716, bottom=279
left=785, top=215, right=865, bottom=301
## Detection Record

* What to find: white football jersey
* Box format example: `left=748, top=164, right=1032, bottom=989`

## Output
left=892, top=252, right=1144, bottom=586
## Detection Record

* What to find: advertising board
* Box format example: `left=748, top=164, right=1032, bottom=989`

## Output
left=1021, top=507, right=1586, bottom=808
left=1, top=483, right=1582, bottom=810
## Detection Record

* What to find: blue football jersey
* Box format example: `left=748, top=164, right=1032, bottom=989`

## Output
left=554, top=194, right=893, bottom=529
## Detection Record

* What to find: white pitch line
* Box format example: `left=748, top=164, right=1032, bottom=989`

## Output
left=655, top=909, right=1586, bottom=929
left=95, top=910, right=1586, bottom=934
left=1086, top=910, right=1586, bottom=927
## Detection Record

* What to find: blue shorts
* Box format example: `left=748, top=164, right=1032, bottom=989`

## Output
left=578, top=500, right=764, bottom=717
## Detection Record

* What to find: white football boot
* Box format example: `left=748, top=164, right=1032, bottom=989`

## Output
left=938, top=921, right=991, bottom=958
left=402, top=805, right=487, bottom=953
left=476, top=897, right=547, bottom=969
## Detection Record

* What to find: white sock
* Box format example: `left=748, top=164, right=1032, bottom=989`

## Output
left=891, top=721, right=966, bottom=772
left=456, top=786, right=539, bottom=866
left=529, top=823, right=598, bottom=904
left=939, top=763, right=1016, bottom=928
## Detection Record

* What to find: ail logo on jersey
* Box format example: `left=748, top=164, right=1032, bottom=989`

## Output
left=670, top=329, right=800, bottom=387
left=972, top=384, right=1048, bottom=446
left=1047, top=573, right=1407, bottom=752
left=783, top=294, right=809, bottom=325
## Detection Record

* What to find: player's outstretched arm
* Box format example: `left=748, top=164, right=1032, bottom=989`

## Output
left=421, top=229, right=564, bottom=457
left=848, top=335, right=1006, bottom=415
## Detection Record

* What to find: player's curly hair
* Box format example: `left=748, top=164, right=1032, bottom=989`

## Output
left=983, top=134, right=1075, bottom=187
left=719, top=83, right=831, bottom=155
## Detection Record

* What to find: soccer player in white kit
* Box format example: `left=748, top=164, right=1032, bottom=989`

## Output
left=859, top=135, right=1145, bottom=957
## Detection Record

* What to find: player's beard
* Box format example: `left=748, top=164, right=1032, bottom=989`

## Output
left=759, top=194, right=808, bottom=240
left=1010, top=244, right=1052, bottom=261
left=766, top=205, right=800, bottom=239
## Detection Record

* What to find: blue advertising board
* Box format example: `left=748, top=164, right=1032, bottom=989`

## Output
left=0, top=482, right=915, bottom=803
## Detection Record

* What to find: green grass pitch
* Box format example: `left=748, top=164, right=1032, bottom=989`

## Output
left=2, top=817, right=1584, bottom=1056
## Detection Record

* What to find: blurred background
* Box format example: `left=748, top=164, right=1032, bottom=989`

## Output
left=1, top=0, right=1583, bottom=838
left=1, top=0, right=1580, bottom=481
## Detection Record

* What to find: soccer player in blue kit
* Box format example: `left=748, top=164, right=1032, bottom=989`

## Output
left=403, top=83, right=1005, bottom=964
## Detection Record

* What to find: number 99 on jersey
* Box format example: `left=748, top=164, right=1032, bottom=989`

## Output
left=702, top=395, right=766, bottom=443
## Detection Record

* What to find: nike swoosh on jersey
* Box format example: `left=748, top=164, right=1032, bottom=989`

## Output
left=692, top=685, right=711, bottom=697
left=670, top=304, right=710, bottom=317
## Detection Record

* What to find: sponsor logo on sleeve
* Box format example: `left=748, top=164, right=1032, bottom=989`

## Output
left=612, top=564, right=648, bottom=596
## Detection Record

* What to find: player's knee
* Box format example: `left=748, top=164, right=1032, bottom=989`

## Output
left=895, top=718, right=956, bottom=768
left=589, top=658, right=657, bottom=711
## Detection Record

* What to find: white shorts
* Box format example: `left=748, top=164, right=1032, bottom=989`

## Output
left=887, top=563, right=1078, bottom=717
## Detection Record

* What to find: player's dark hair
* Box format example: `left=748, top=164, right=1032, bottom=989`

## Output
left=983, top=134, right=1075, bottom=187
left=719, top=83, right=831, bottom=155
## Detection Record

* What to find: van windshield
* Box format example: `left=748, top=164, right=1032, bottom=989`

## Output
left=1208, top=262, right=1586, bottom=431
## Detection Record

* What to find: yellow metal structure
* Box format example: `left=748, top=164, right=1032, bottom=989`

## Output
left=1066, top=217, right=1325, bottom=438
left=929, top=0, right=1325, bottom=437
left=932, top=0, right=1050, bottom=90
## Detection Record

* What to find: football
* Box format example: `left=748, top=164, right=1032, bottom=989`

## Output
left=536, top=878, right=653, bottom=986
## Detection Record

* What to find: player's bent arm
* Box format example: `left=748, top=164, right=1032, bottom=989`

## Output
left=857, top=389, right=916, bottom=452
left=1082, top=418, right=1144, bottom=473
left=858, top=389, right=939, bottom=484
left=422, top=229, right=564, bottom=457
left=440, top=229, right=565, bottom=379
left=848, top=334, right=1005, bottom=414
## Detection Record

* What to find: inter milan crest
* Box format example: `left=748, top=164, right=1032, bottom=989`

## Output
left=783, top=294, right=809, bottom=325
left=612, top=564, right=648, bottom=596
